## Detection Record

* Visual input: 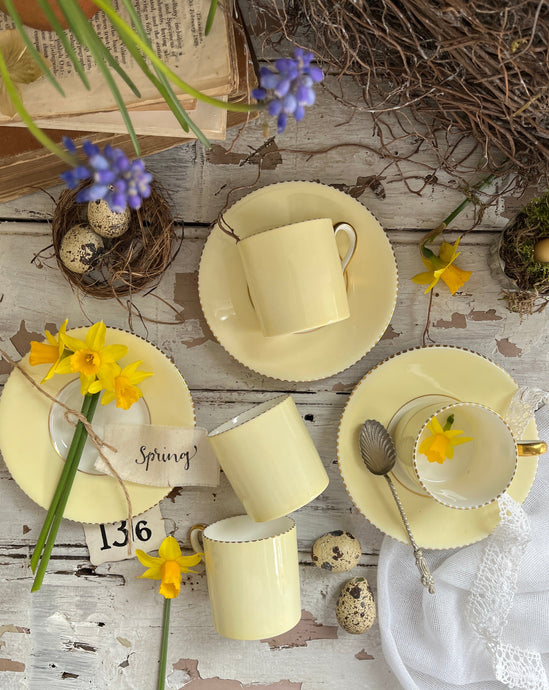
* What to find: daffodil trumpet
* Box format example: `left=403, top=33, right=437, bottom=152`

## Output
left=28, top=320, right=153, bottom=591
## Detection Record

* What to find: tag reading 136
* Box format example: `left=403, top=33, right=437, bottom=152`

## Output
left=83, top=505, right=166, bottom=565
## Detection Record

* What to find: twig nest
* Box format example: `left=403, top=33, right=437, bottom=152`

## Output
left=336, top=577, right=376, bottom=634
left=88, top=199, right=131, bottom=238
left=59, top=224, right=104, bottom=274
left=312, top=530, right=361, bottom=572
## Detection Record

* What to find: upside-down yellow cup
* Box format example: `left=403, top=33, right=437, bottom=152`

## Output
left=208, top=394, right=329, bottom=522
left=189, top=515, right=301, bottom=640
left=237, top=217, right=357, bottom=336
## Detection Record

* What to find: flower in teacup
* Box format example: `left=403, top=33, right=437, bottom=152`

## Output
left=90, top=360, right=153, bottom=410
left=412, top=238, right=472, bottom=295
left=136, top=536, right=203, bottom=599
left=56, top=321, right=128, bottom=395
left=29, top=318, right=69, bottom=382
left=419, top=415, right=472, bottom=464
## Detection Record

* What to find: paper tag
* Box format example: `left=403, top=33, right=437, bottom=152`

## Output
left=83, top=505, right=166, bottom=566
left=95, top=424, right=219, bottom=487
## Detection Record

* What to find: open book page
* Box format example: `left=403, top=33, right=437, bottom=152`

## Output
left=5, top=98, right=227, bottom=139
left=0, top=0, right=236, bottom=121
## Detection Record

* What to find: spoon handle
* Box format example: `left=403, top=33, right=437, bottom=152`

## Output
left=384, top=474, right=435, bottom=594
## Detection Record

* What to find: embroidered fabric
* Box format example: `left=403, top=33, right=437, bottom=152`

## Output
left=466, top=387, right=549, bottom=690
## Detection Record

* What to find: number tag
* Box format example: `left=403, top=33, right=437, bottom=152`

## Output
left=83, top=505, right=166, bottom=566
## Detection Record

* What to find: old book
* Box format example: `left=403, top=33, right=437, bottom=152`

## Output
left=0, top=0, right=237, bottom=121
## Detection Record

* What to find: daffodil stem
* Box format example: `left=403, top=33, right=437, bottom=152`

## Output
left=442, top=173, right=496, bottom=229
left=158, top=597, right=171, bottom=690
left=30, top=392, right=100, bottom=592
left=30, top=393, right=92, bottom=574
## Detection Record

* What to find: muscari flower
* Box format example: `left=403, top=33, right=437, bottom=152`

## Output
left=419, top=415, right=472, bottom=464
left=56, top=321, right=128, bottom=395
left=136, top=536, right=203, bottom=599
left=252, top=47, right=324, bottom=133
left=60, top=138, right=152, bottom=213
left=29, top=319, right=69, bottom=382
left=89, top=359, right=153, bottom=410
left=412, top=237, right=472, bottom=295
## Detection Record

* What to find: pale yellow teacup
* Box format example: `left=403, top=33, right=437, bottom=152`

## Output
left=237, top=217, right=357, bottom=336
left=189, top=515, right=301, bottom=640
left=392, top=398, right=546, bottom=509
left=208, top=394, right=329, bottom=522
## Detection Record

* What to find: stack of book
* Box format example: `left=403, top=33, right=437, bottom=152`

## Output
left=0, top=0, right=257, bottom=203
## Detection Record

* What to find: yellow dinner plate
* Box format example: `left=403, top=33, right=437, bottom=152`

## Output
left=337, top=346, right=539, bottom=549
left=198, top=181, right=398, bottom=381
left=0, top=328, right=195, bottom=523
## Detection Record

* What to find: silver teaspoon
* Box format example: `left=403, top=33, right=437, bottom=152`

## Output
left=359, top=419, right=435, bottom=594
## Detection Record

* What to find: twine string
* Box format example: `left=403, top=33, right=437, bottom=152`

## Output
left=0, top=347, right=134, bottom=554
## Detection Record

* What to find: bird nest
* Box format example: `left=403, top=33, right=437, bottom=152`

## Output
left=51, top=181, right=180, bottom=299
left=496, top=191, right=549, bottom=314
left=250, top=0, right=549, bottom=186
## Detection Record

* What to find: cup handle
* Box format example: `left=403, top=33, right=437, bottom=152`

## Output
left=518, top=440, right=547, bottom=456
left=334, top=222, right=357, bottom=272
left=188, top=523, right=208, bottom=553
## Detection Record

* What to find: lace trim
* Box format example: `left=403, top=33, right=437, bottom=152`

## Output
left=466, top=388, right=549, bottom=690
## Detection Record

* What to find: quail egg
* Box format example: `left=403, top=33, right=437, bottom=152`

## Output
left=88, top=199, right=131, bottom=238
left=336, top=576, right=376, bottom=634
left=312, top=530, right=361, bottom=572
left=59, top=224, right=104, bottom=274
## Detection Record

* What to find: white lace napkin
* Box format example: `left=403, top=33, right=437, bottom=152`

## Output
left=378, top=389, right=549, bottom=690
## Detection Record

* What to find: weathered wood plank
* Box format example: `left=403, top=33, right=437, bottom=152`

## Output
left=0, top=75, right=525, bottom=230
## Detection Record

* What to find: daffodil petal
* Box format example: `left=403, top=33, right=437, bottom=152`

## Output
left=101, top=390, right=116, bottom=406
left=158, top=536, right=182, bottom=561
left=86, top=321, right=106, bottom=351
left=60, top=333, right=87, bottom=352
left=136, top=549, right=162, bottom=568
left=412, top=271, right=435, bottom=286
left=439, top=238, right=460, bottom=264
left=430, top=417, right=444, bottom=435
left=176, top=552, right=203, bottom=571
left=101, top=344, right=128, bottom=363
left=451, top=436, right=473, bottom=446
left=139, top=565, right=163, bottom=580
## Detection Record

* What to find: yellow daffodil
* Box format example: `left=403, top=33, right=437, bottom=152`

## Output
left=56, top=321, right=128, bottom=395
left=419, top=416, right=472, bottom=464
left=136, top=536, right=203, bottom=599
left=412, top=238, right=472, bottom=295
left=89, top=360, right=153, bottom=410
left=29, top=319, right=69, bottom=383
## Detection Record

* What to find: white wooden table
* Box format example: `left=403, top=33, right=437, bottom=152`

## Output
left=0, top=68, right=547, bottom=690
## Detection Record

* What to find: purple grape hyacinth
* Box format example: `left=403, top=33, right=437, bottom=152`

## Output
left=252, top=48, right=324, bottom=133
left=60, top=138, right=153, bottom=213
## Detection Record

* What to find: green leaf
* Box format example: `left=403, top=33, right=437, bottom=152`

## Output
left=205, top=0, right=218, bottom=36
left=35, top=0, right=90, bottom=89
left=3, top=0, right=65, bottom=95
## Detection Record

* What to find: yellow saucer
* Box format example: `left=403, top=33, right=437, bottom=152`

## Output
left=0, top=328, right=195, bottom=524
left=337, top=346, right=539, bottom=549
left=198, top=181, right=398, bottom=381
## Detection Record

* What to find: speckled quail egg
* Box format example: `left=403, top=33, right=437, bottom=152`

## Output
left=533, top=238, right=549, bottom=263
left=312, top=530, right=361, bottom=572
left=87, top=199, right=131, bottom=238
left=336, top=576, right=376, bottom=634
left=59, top=224, right=104, bottom=274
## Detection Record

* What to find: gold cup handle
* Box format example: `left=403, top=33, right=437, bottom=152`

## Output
left=188, top=523, right=208, bottom=554
left=518, top=440, right=548, bottom=456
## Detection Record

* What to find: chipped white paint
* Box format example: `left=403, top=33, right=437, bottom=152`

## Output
left=0, top=64, right=547, bottom=689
